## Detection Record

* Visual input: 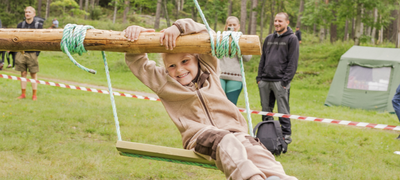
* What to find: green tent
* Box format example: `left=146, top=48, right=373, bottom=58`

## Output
left=325, top=46, right=400, bottom=113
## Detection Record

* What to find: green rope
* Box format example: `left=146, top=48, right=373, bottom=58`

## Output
left=61, top=24, right=122, bottom=141
left=120, top=152, right=218, bottom=170
left=193, top=0, right=254, bottom=136
left=61, top=24, right=97, bottom=74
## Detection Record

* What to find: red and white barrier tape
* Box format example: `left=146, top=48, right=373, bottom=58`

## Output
left=2, top=73, right=400, bottom=132
left=0, top=74, right=160, bottom=102
left=237, top=109, right=400, bottom=131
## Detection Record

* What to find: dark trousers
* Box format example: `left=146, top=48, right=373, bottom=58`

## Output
left=7, top=51, right=16, bottom=67
left=393, top=84, right=400, bottom=121
left=265, top=89, right=290, bottom=120
left=258, top=81, right=292, bottom=136
left=0, top=51, right=5, bottom=63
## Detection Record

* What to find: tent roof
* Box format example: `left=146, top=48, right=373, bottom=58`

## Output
left=341, top=46, right=400, bottom=62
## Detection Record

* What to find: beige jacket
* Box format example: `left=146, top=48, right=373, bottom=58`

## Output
left=125, top=19, right=248, bottom=148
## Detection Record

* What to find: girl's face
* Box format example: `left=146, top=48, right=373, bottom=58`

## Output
left=225, top=19, right=240, bottom=32
left=164, top=53, right=199, bottom=86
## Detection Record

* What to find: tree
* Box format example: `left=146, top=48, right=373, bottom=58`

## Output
left=112, top=0, right=118, bottom=24
left=371, top=8, right=378, bottom=44
left=163, top=0, right=171, bottom=27
left=154, top=0, right=162, bottom=29
left=46, top=0, right=51, bottom=19
left=260, top=0, right=266, bottom=41
left=329, top=0, right=338, bottom=43
left=344, top=19, right=349, bottom=41
left=91, top=0, right=95, bottom=9
left=397, top=3, right=400, bottom=48
left=354, top=2, right=363, bottom=45
left=296, top=0, right=304, bottom=28
left=38, top=0, right=42, bottom=17
left=79, top=0, right=83, bottom=10
left=85, top=0, right=89, bottom=19
left=240, top=0, right=247, bottom=34
left=122, top=0, right=129, bottom=24
left=227, top=0, right=232, bottom=17
left=249, top=0, right=258, bottom=35
left=268, top=0, right=275, bottom=35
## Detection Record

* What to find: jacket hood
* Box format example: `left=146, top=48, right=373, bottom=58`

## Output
left=273, top=26, right=294, bottom=37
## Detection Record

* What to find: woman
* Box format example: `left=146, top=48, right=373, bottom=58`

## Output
left=219, top=16, right=252, bottom=105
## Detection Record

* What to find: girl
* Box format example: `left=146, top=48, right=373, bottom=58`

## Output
left=124, top=18, right=296, bottom=180
left=219, top=16, right=252, bottom=105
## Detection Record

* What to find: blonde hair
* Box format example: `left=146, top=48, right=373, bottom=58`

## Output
left=224, top=16, right=240, bottom=31
left=25, top=6, right=36, bottom=14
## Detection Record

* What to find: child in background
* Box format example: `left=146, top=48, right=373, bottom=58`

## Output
left=124, top=18, right=297, bottom=180
left=219, top=16, right=252, bottom=105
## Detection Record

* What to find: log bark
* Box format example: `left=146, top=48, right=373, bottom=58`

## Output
left=0, top=29, right=261, bottom=55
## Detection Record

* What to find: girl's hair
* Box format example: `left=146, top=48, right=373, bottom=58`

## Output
left=224, top=16, right=240, bottom=31
left=25, top=6, right=36, bottom=14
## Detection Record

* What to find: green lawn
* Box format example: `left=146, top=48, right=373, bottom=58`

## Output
left=1, top=41, right=400, bottom=179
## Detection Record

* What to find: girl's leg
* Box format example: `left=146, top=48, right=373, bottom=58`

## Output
left=220, top=79, right=227, bottom=92
left=225, top=80, right=243, bottom=105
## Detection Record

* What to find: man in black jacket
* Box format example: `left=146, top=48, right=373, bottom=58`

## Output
left=295, top=26, right=302, bottom=44
left=15, top=6, right=43, bottom=101
left=257, top=12, right=299, bottom=145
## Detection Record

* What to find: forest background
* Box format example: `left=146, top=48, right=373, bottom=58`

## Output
left=1, top=0, right=400, bottom=46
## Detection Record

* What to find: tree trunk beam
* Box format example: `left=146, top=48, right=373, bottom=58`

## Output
left=0, top=29, right=261, bottom=55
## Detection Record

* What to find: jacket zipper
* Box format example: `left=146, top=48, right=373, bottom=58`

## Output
left=195, top=82, right=215, bottom=126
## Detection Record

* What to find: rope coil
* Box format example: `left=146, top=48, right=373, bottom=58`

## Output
left=61, top=24, right=97, bottom=74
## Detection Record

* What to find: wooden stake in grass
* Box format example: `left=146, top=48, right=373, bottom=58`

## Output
left=0, top=29, right=261, bottom=55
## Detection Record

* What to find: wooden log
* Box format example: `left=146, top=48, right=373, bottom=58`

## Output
left=0, top=29, right=261, bottom=55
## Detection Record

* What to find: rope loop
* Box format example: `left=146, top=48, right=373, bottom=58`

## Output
left=215, top=31, right=243, bottom=59
left=61, top=24, right=96, bottom=74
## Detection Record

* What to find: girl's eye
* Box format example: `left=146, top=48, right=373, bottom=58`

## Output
left=169, top=64, right=175, bottom=68
left=182, top=59, right=188, bottom=63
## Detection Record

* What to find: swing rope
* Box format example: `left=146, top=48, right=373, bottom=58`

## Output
left=61, top=24, right=122, bottom=141
left=193, top=0, right=254, bottom=137
left=60, top=0, right=253, bottom=167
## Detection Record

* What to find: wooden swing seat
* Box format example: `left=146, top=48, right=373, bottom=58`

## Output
left=116, top=141, right=215, bottom=166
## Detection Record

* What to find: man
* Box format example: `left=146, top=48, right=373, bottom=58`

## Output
left=51, top=18, right=59, bottom=28
left=257, top=12, right=299, bottom=145
left=393, top=84, right=400, bottom=140
left=16, top=6, right=43, bottom=100
left=295, top=26, right=302, bottom=44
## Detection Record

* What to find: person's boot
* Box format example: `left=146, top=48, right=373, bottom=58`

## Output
left=284, top=135, right=292, bottom=144
left=32, top=90, right=37, bottom=101
left=17, top=89, right=26, bottom=99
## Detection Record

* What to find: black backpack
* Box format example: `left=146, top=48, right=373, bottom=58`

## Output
left=22, top=16, right=44, bottom=29
left=253, top=120, right=287, bottom=155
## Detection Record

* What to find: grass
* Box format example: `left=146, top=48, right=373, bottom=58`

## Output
left=1, top=28, right=400, bottom=179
